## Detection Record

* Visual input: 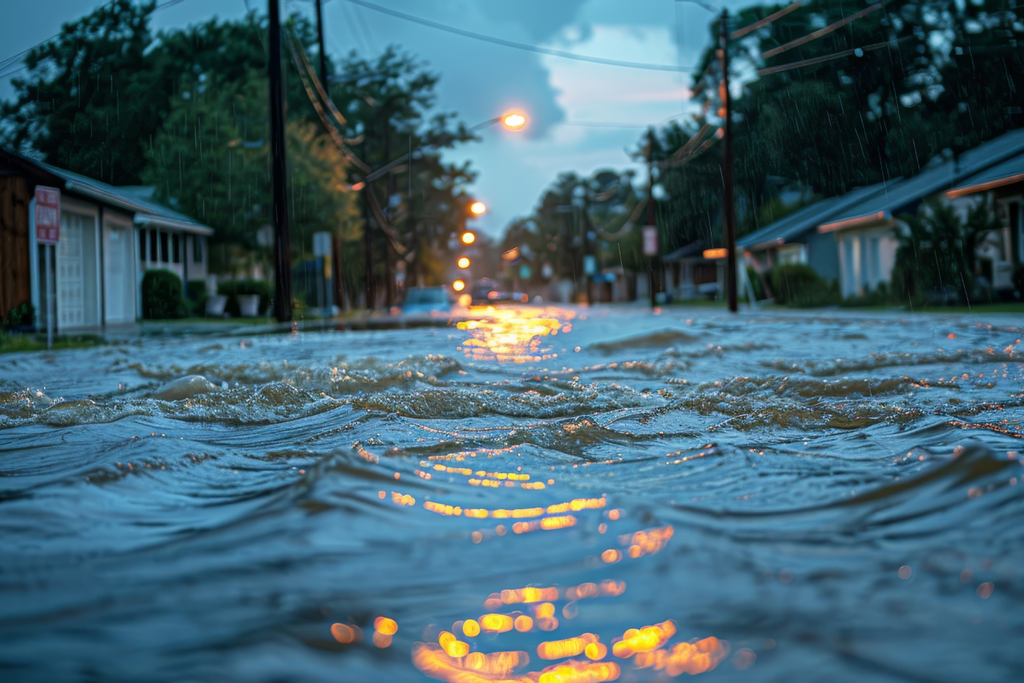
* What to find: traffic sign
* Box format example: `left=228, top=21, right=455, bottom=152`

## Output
left=642, top=226, right=659, bottom=256
left=35, top=186, right=61, bottom=244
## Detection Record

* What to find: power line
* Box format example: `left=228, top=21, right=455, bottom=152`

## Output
left=760, top=3, right=883, bottom=59
left=339, top=0, right=697, bottom=73
left=757, top=37, right=907, bottom=76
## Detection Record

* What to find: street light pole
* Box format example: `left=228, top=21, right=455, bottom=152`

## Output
left=268, top=0, right=292, bottom=322
left=720, top=9, right=738, bottom=313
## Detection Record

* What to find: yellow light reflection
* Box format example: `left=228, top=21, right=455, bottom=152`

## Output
left=469, top=202, right=487, bottom=216
left=458, top=257, right=471, bottom=269
left=453, top=279, right=466, bottom=292
left=537, top=633, right=599, bottom=660
left=413, top=643, right=535, bottom=683
left=462, top=231, right=476, bottom=244
left=479, top=613, right=515, bottom=633
left=537, top=660, right=620, bottom=683
left=611, top=620, right=676, bottom=658
left=330, top=623, right=361, bottom=644
left=618, top=525, right=674, bottom=558
left=633, top=637, right=728, bottom=676
left=456, top=307, right=575, bottom=363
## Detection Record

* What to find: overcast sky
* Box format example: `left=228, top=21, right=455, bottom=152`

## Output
left=0, top=0, right=751, bottom=238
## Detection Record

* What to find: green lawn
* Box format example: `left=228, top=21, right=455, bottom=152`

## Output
left=0, top=332, right=105, bottom=354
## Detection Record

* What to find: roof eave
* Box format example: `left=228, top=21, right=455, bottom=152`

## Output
left=946, top=172, right=1024, bottom=199
left=134, top=213, right=214, bottom=236
left=818, top=211, right=892, bottom=233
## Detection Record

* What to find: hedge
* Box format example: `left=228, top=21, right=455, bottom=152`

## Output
left=142, top=270, right=187, bottom=319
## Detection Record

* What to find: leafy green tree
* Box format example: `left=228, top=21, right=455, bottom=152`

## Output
left=329, top=48, right=478, bottom=297
left=0, top=0, right=162, bottom=184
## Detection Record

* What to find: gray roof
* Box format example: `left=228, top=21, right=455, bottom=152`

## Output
left=738, top=181, right=889, bottom=249
left=947, top=151, right=1024, bottom=197
left=823, top=127, right=1024, bottom=226
left=3, top=150, right=214, bottom=236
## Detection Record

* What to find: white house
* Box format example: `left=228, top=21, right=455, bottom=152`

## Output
left=1, top=149, right=213, bottom=332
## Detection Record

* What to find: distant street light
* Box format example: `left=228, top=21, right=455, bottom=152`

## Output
left=470, top=111, right=529, bottom=132
left=461, top=231, right=476, bottom=245
left=502, top=113, right=527, bottom=130
left=452, top=279, right=466, bottom=292
left=469, top=201, right=487, bottom=216
left=457, top=257, right=471, bottom=269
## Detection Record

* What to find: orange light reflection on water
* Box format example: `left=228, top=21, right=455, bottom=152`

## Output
left=611, top=620, right=677, bottom=657
left=633, top=637, right=729, bottom=676
left=456, top=307, right=575, bottom=363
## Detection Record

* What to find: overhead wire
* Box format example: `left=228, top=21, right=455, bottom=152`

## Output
left=758, top=37, right=906, bottom=76
left=338, top=0, right=697, bottom=73
left=760, top=3, right=884, bottom=59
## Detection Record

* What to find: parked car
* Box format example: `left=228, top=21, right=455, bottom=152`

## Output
left=402, top=287, right=452, bottom=314
left=470, top=278, right=507, bottom=304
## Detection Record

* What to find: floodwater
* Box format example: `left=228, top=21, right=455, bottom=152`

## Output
left=1, top=305, right=1023, bottom=683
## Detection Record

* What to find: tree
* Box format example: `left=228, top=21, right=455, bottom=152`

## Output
left=0, top=0, right=162, bottom=184
left=329, top=47, right=478, bottom=299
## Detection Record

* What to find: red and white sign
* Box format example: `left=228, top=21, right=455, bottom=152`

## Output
left=642, top=225, right=659, bottom=257
left=35, top=186, right=61, bottom=244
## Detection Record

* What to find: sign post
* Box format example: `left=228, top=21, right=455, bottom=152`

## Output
left=35, top=186, right=61, bottom=349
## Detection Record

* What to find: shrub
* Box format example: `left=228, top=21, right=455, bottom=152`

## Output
left=770, top=263, right=831, bottom=306
left=218, top=279, right=272, bottom=318
left=141, top=270, right=187, bottom=319
left=2, top=302, right=34, bottom=329
left=186, top=280, right=208, bottom=317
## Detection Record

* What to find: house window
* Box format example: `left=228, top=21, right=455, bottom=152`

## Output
left=193, top=235, right=203, bottom=263
left=149, top=229, right=158, bottom=262
left=172, top=234, right=181, bottom=263
left=139, top=229, right=147, bottom=260
left=159, top=232, right=169, bottom=263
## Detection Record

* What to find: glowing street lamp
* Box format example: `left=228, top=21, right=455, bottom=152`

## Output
left=501, top=112, right=527, bottom=130
left=452, top=279, right=466, bottom=292
left=470, top=111, right=529, bottom=132
left=461, top=231, right=476, bottom=245
left=469, top=201, right=487, bottom=216
left=457, top=257, right=471, bottom=269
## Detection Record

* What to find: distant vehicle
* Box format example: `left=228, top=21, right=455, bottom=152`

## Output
left=470, top=278, right=504, bottom=304
left=469, top=278, right=530, bottom=305
left=401, top=287, right=452, bottom=314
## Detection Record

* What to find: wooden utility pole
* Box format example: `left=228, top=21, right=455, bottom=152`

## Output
left=646, top=127, right=658, bottom=308
left=315, top=0, right=348, bottom=312
left=720, top=9, right=738, bottom=313
left=269, top=0, right=292, bottom=322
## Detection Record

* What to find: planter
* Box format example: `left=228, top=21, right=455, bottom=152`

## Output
left=206, top=295, right=228, bottom=317
left=238, top=294, right=261, bottom=318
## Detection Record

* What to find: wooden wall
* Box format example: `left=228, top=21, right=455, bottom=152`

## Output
left=0, top=175, right=31, bottom=323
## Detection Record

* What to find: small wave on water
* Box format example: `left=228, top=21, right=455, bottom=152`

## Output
left=0, top=306, right=1022, bottom=682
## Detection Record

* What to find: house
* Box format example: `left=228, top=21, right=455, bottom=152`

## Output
left=816, top=128, right=1024, bottom=298
left=0, top=149, right=213, bottom=332
left=735, top=128, right=1024, bottom=300
left=661, top=240, right=724, bottom=300
left=946, top=152, right=1024, bottom=293
left=737, top=182, right=891, bottom=289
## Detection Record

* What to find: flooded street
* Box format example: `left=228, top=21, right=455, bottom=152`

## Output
left=2, top=305, right=1023, bottom=682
